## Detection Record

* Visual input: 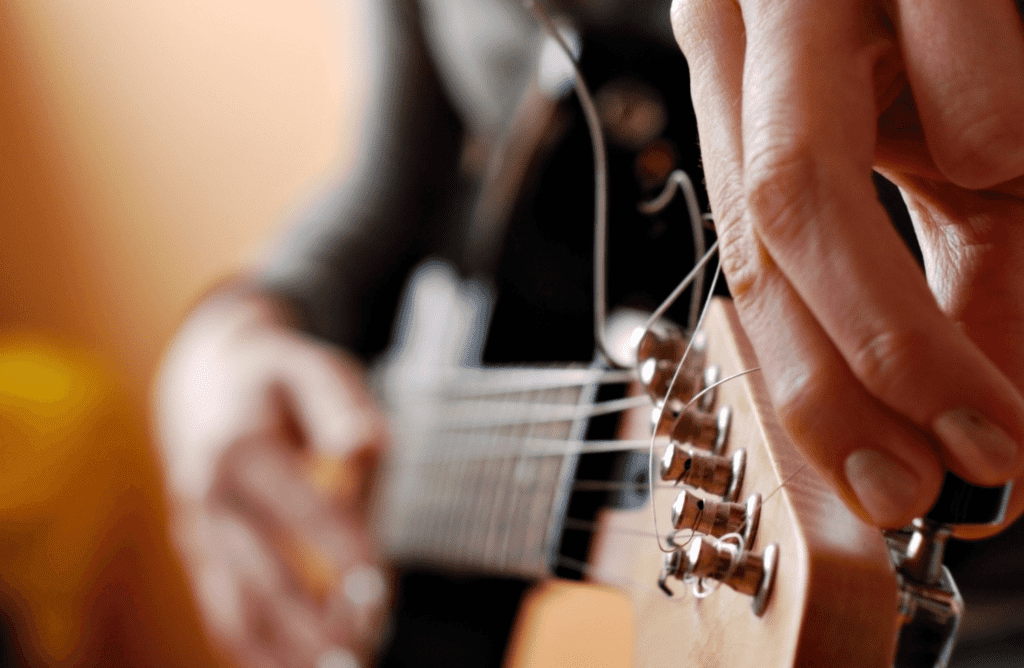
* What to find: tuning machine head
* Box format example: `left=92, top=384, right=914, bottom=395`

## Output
left=635, top=323, right=706, bottom=409
left=660, top=442, right=746, bottom=502
left=671, top=490, right=761, bottom=545
left=659, top=535, right=779, bottom=616
left=653, top=403, right=732, bottom=455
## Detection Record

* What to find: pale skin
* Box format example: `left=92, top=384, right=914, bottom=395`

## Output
left=156, top=0, right=1024, bottom=665
left=669, top=0, right=1024, bottom=536
left=155, top=284, right=389, bottom=668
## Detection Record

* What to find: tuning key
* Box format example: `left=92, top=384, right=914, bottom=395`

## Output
left=671, top=490, right=761, bottom=544
left=687, top=535, right=779, bottom=616
left=635, top=323, right=707, bottom=410
left=660, top=442, right=746, bottom=502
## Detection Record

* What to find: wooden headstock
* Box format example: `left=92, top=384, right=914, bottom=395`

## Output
left=589, top=298, right=903, bottom=668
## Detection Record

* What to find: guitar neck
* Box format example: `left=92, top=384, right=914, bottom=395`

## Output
left=375, top=366, right=625, bottom=579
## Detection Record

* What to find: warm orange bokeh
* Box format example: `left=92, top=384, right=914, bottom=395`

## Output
left=1, top=0, right=365, bottom=664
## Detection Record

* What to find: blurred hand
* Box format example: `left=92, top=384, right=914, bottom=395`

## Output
left=671, top=0, right=1024, bottom=534
left=155, top=282, right=389, bottom=667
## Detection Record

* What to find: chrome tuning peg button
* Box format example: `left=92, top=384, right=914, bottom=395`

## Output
left=635, top=323, right=706, bottom=409
left=671, top=490, right=761, bottom=544
left=684, top=535, right=779, bottom=617
left=700, top=365, right=720, bottom=411
left=660, top=405, right=732, bottom=455
left=660, top=443, right=746, bottom=502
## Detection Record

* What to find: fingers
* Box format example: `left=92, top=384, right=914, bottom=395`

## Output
left=895, top=0, right=1024, bottom=189
left=203, top=437, right=389, bottom=664
left=190, top=512, right=341, bottom=668
left=741, top=0, right=1024, bottom=485
left=673, top=0, right=1024, bottom=527
left=675, top=0, right=943, bottom=526
left=271, top=334, right=388, bottom=460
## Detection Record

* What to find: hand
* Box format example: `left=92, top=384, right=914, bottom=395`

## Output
left=670, top=0, right=1024, bottom=534
left=155, top=282, right=389, bottom=667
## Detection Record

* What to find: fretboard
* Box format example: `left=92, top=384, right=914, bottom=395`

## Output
left=375, top=366, right=633, bottom=579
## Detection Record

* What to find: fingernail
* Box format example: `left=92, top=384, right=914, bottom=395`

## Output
left=328, top=564, right=389, bottom=643
left=933, top=407, right=1020, bottom=476
left=342, top=564, right=387, bottom=610
left=318, top=647, right=361, bottom=668
left=844, top=449, right=921, bottom=526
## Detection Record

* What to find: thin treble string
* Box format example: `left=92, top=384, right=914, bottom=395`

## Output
left=637, top=169, right=709, bottom=331
left=638, top=240, right=720, bottom=344
left=647, top=260, right=723, bottom=553
left=437, top=368, right=635, bottom=397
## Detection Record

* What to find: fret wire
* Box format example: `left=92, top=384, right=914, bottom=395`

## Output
left=501, top=385, right=539, bottom=571
left=434, top=425, right=469, bottom=565
left=457, top=393, right=493, bottom=568
left=464, top=388, right=508, bottom=567
left=488, top=386, right=538, bottom=570
left=543, top=374, right=595, bottom=573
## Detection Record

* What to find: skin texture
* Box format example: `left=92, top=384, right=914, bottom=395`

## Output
left=669, top=0, right=1024, bottom=535
left=155, top=284, right=388, bottom=668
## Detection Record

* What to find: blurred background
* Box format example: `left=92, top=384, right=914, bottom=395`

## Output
left=1, top=0, right=355, bottom=664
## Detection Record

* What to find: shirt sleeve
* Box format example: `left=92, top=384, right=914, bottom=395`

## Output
left=258, top=0, right=465, bottom=360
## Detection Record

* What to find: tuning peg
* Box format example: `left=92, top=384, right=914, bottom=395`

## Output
left=889, top=474, right=1011, bottom=667
left=635, top=323, right=706, bottom=410
left=671, top=490, right=761, bottom=545
left=660, top=442, right=745, bottom=502
left=681, top=535, right=779, bottom=616
left=655, top=404, right=731, bottom=455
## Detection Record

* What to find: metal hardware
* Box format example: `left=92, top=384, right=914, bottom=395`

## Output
left=660, top=443, right=745, bottom=502
left=671, top=490, right=761, bottom=544
left=636, top=324, right=706, bottom=411
left=886, top=474, right=1010, bottom=667
left=700, top=364, right=720, bottom=411
left=658, top=535, right=778, bottom=615
left=658, top=405, right=731, bottom=455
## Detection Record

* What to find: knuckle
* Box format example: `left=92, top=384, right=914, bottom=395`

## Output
left=848, top=327, right=927, bottom=404
left=772, top=370, right=830, bottom=453
left=744, top=141, right=823, bottom=249
left=939, top=104, right=1024, bottom=188
left=715, top=216, right=761, bottom=298
left=709, top=172, right=771, bottom=300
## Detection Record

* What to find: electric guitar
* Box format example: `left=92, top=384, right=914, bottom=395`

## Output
left=368, top=261, right=936, bottom=668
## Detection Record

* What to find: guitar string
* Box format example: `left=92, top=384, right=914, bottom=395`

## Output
left=429, top=367, right=635, bottom=396
left=638, top=169, right=709, bottom=330
left=648, top=260, right=723, bottom=554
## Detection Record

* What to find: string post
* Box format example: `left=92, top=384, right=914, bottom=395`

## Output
left=656, top=403, right=732, bottom=456
left=660, top=443, right=746, bottom=503
left=671, top=490, right=762, bottom=546
left=680, top=534, right=779, bottom=616
left=636, top=323, right=707, bottom=410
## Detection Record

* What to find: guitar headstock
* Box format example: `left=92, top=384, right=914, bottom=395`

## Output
left=589, top=298, right=902, bottom=668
